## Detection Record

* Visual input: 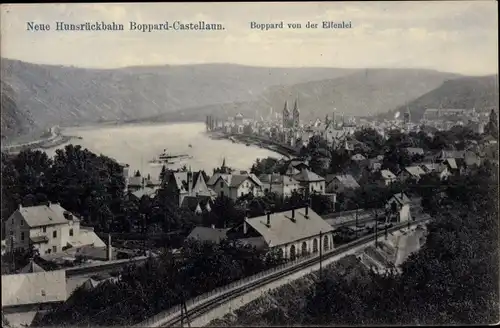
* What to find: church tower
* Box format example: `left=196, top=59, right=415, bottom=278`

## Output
left=292, top=98, right=300, bottom=130
left=283, top=100, right=291, bottom=128
left=404, top=106, right=411, bottom=125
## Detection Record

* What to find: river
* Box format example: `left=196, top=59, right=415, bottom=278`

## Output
left=40, top=122, right=283, bottom=179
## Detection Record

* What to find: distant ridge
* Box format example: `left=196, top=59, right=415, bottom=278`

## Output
left=0, top=58, right=474, bottom=141
left=153, top=68, right=460, bottom=122
left=382, top=75, right=499, bottom=121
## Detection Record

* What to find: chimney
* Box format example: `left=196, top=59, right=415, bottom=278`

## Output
left=211, top=224, right=215, bottom=229
left=243, top=218, right=248, bottom=235
left=305, top=205, right=309, bottom=218
left=266, top=212, right=271, bottom=227
left=292, top=209, right=295, bottom=219
left=47, top=201, right=51, bottom=207
left=18, top=204, right=22, bottom=210
left=107, top=234, right=112, bottom=261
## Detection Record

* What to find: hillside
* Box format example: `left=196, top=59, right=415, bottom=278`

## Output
left=0, top=58, right=357, bottom=133
left=0, top=80, right=36, bottom=141
left=153, top=69, right=460, bottom=122
left=384, top=75, right=499, bottom=121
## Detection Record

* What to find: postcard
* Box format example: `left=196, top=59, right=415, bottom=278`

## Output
left=0, top=2, right=498, bottom=327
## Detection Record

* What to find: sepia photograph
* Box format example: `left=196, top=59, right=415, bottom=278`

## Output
left=0, top=1, right=498, bottom=327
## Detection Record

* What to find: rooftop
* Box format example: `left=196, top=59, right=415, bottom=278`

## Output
left=1, top=270, right=67, bottom=307
left=246, top=207, right=334, bottom=248
left=10, top=203, right=78, bottom=228
left=293, top=169, right=325, bottom=182
left=186, top=227, right=229, bottom=244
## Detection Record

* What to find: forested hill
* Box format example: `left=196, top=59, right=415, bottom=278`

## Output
left=382, top=75, right=499, bottom=121
left=150, top=69, right=460, bottom=123
left=0, top=80, right=36, bottom=141
left=0, top=58, right=356, bottom=133
left=1, top=58, right=462, bottom=139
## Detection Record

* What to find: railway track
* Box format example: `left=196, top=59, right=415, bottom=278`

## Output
left=147, top=218, right=429, bottom=327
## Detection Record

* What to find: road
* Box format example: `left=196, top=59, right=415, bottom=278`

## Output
left=1, top=126, right=59, bottom=153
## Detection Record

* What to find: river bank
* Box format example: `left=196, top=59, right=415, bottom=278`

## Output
left=206, top=131, right=296, bottom=159
left=1, top=126, right=82, bottom=154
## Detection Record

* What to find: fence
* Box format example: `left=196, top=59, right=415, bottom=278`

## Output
left=136, top=250, right=326, bottom=327
left=137, top=218, right=430, bottom=327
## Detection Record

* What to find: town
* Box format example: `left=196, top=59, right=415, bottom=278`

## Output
left=1, top=99, right=498, bottom=327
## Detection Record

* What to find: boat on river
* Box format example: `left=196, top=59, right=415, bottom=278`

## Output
left=158, top=149, right=191, bottom=160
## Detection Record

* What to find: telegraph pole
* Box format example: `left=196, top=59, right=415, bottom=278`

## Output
left=142, top=213, right=147, bottom=256
left=374, top=209, right=378, bottom=248
left=179, top=250, right=191, bottom=327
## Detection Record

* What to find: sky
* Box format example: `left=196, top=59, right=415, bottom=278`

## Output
left=0, top=2, right=498, bottom=75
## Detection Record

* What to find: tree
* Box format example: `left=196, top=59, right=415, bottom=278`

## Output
left=353, top=128, right=384, bottom=157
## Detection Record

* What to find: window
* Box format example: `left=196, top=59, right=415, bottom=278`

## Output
left=41, top=289, right=46, bottom=297
left=220, top=182, right=223, bottom=188
left=21, top=232, right=25, bottom=241
left=43, top=227, right=46, bottom=233
left=52, top=246, right=57, bottom=253
left=20, top=220, right=24, bottom=226
left=53, top=230, right=57, bottom=238
left=9, top=230, right=13, bottom=236
left=69, top=229, right=74, bottom=237
left=47, top=249, right=51, bottom=254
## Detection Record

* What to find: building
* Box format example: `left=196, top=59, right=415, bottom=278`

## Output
left=280, top=159, right=310, bottom=176
left=4, top=203, right=106, bottom=255
left=293, top=169, right=326, bottom=195
left=282, top=99, right=300, bottom=130
left=417, top=163, right=451, bottom=180
left=404, top=147, right=425, bottom=157
left=2, top=270, right=67, bottom=326
left=351, top=153, right=367, bottom=162
left=259, top=174, right=301, bottom=198
left=164, top=170, right=214, bottom=207
left=397, top=166, right=426, bottom=183
left=180, top=195, right=213, bottom=214
left=378, top=169, right=397, bottom=186
left=206, top=172, right=263, bottom=200
left=127, top=186, right=158, bottom=201
left=185, top=226, right=229, bottom=244
left=325, top=174, right=360, bottom=193
left=385, top=193, right=412, bottom=223
left=231, top=207, right=335, bottom=260
left=423, top=108, right=467, bottom=121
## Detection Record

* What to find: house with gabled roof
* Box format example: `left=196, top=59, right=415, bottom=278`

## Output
left=280, top=159, right=309, bottom=176
left=4, top=203, right=106, bottom=256
left=164, top=170, right=214, bottom=207
left=326, top=174, right=360, bottom=193
left=180, top=195, right=213, bottom=214
left=228, top=206, right=334, bottom=260
left=397, top=166, right=426, bottom=183
left=206, top=172, right=263, bottom=201
left=385, top=192, right=412, bottom=223
left=259, top=174, right=301, bottom=198
left=293, top=169, right=326, bottom=195
left=378, top=169, right=397, bottom=186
